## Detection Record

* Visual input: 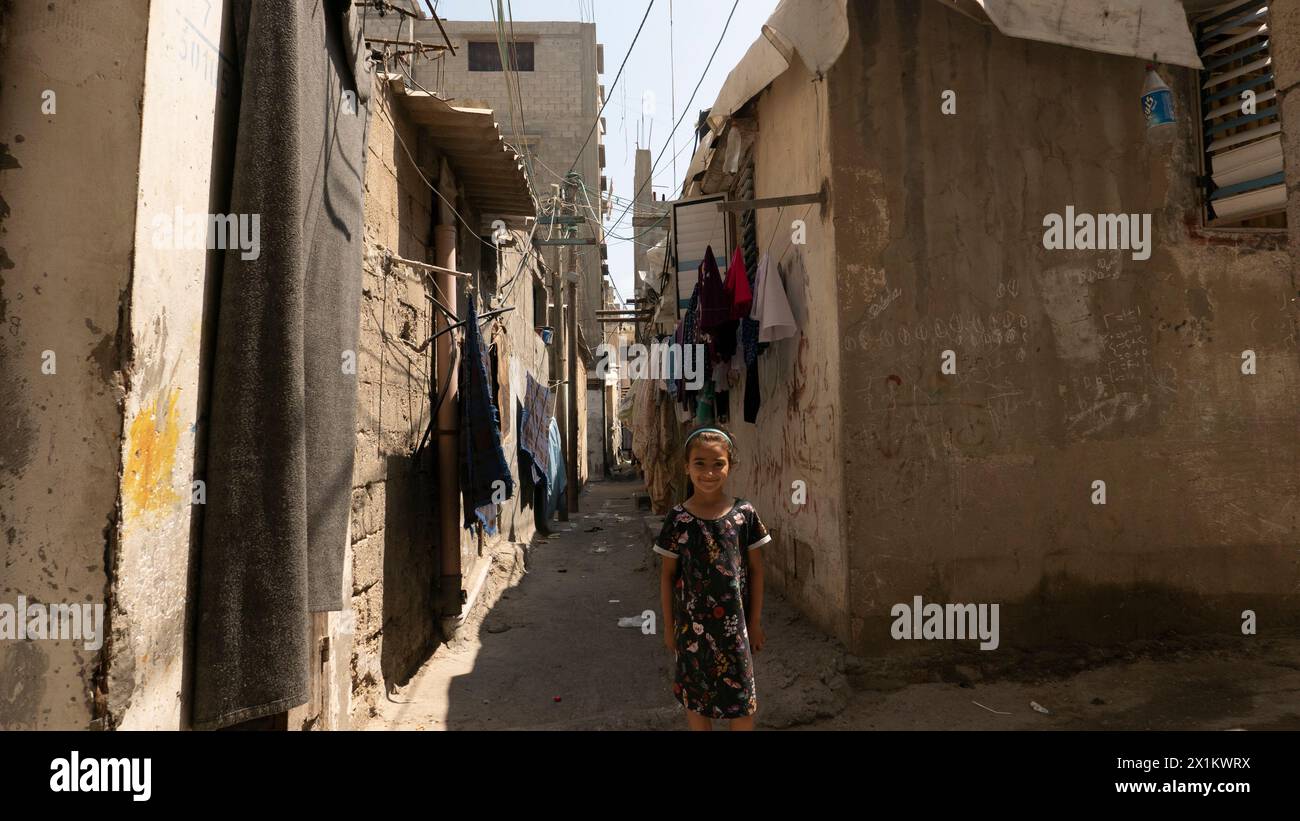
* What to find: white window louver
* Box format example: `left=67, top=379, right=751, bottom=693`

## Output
left=670, top=195, right=730, bottom=316
left=1195, top=1, right=1286, bottom=224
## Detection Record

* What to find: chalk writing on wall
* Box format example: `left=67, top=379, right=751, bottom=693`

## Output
left=868, top=287, right=902, bottom=319
left=1061, top=304, right=1170, bottom=439
left=844, top=310, right=1030, bottom=354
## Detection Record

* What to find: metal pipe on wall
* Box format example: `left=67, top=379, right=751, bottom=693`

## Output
left=566, top=276, right=579, bottom=513
left=435, top=178, right=462, bottom=631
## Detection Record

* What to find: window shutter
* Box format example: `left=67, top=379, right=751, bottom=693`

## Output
left=1195, top=1, right=1286, bottom=225
left=671, top=196, right=730, bottom=316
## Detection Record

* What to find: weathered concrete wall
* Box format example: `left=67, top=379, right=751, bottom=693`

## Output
left=1275, top=1, right=1300, bottom=251
left=348, top=79, right=439, bottom=720
left=0, top=0, right=150, bottom=730
left=725, top=59, right=850, bottom=644
left=831, top=1, right=1300, bottom=653
left=113, top=0, right=235, bottom=730
left=586, top=385, right=605, bottom=478
left=347, top=77, right=554, bottom=722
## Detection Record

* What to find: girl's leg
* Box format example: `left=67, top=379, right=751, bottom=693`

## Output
left=729, top=715, right=755, bottom=731
left=685, top=710, right=713, bottom=731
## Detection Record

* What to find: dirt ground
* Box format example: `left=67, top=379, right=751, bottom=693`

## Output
left=362, top=479, right=1300, bottom=731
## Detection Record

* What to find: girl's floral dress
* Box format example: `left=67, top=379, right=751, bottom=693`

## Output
left=653, top=498, right=771, bottom=718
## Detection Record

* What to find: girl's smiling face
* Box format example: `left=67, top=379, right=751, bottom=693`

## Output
left=686, top=440, right=731, bottom=494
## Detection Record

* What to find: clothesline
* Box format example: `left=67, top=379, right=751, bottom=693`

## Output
left=648, top=225, right=800, bottom=428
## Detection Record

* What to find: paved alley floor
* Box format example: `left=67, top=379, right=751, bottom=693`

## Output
left=363, top=478, right=846, bottom=730
left=363, top=479, right=1300, bottom=731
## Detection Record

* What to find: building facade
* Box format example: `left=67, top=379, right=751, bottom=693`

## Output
left=0, top=1, right=569, bottom=730
left=368, top=18, right=610, bottom=344
left=639, top=0, right=1300, bottom=659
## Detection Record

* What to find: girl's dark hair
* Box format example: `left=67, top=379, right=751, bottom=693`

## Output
left=682, top=423, right=738, bottom=465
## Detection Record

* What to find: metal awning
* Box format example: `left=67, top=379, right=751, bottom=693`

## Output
left=384, top=75, right=536, bottom=217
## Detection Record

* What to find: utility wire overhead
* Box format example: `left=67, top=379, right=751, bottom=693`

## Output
left=605, top=0, right=740, bottom=241
left=566, top=0, right=657, bottom=177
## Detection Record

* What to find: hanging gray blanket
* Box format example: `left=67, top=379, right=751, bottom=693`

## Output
left=192, top=0, right=372, bottom=730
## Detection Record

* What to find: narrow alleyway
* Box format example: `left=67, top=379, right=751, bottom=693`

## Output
left=363, top=477, right=847, bottom=730
left=364, top=479, right=1300, bottom=732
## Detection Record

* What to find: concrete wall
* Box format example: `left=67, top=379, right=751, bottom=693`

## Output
left=633, top=148, right=669, bottom=286
left=348, top=79, right=440, bottom=719
left=0, top=0, right=151, bottom=730
left=723, top=59, right=850, bottom=644
left=113, top=0, right=235, bottom=730
left=831, top=1, right=1300, bottom=653
left=345, top=76, right=554, bottom=722
left=1275, top=1, right=1300, bottom=253
left=586, top=386, right=605, bottom=478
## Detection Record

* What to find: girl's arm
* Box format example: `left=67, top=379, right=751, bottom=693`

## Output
left=660, top=555, right=678, bottom=653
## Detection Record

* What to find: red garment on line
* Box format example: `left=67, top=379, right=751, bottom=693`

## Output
left=725, top=245, right=752, bottom=320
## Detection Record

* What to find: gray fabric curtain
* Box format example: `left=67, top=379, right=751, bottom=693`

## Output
left=192, top=0, right=371, bottom=730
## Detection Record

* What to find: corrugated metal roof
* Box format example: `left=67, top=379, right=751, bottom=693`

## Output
left=384, top=75, right=536, bottom=217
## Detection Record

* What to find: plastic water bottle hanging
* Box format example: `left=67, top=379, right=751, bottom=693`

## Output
left=1142, top=64, right=1176, bottom=143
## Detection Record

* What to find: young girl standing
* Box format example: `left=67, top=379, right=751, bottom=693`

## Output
left=653, top=425, right=771, bottom=730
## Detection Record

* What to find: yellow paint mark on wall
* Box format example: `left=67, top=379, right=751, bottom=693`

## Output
left=124, top=388, right=182, bottom=519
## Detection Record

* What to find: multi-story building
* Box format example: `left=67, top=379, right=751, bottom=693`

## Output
left=369, top=18, right=610, bottom=343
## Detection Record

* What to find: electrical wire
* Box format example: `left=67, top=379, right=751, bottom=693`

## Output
left=606, top=0, right=740, bottom=238
left=668, top=0, right=677, bottom=184
left=526, top=154, right=671, bottom=250
left=528, top=150, right=672, bottom=221
left=504, top=0, right=539, bottom=192
left=574, top=179, right=668, bottom=245
left=417, top=334, right=459, bottom=455
left=489, top=0, right=535, bottom=195
left=565, top=0, right=656, bottom=177
left=603, top=113, right=704, bottom=237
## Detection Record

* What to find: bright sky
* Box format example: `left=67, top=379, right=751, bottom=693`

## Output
left=421, top=0, right=781, bottom=305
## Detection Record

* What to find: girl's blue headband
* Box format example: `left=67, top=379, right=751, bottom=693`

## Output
left=685, top=427, right=733, bottom=447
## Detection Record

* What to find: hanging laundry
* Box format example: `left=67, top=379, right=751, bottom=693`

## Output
left=725, top=245, right=753, bottom=319
left=520, top=372, right=555, bottom=484
left=677, top=284, right=701, bottom=407
left=751, top=252, right=799, bottom=342
left=675, top=400, right=695, bottom=424
left=697, top=245, right=731, bottom=330
left=711, top=245, right=751, bottom=385
left=459, top=293, right=514, bottom=528
left=743, top=360, right=761, bottom=423
left=698, top=245, right=736, bottom=364
left=630, top=378, right=657, bottom=467
left=695, top=379, right=718, bottom=424
left=543, top=416, right=567, bottom=521
left=740, top=248, right=761, bottom=367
